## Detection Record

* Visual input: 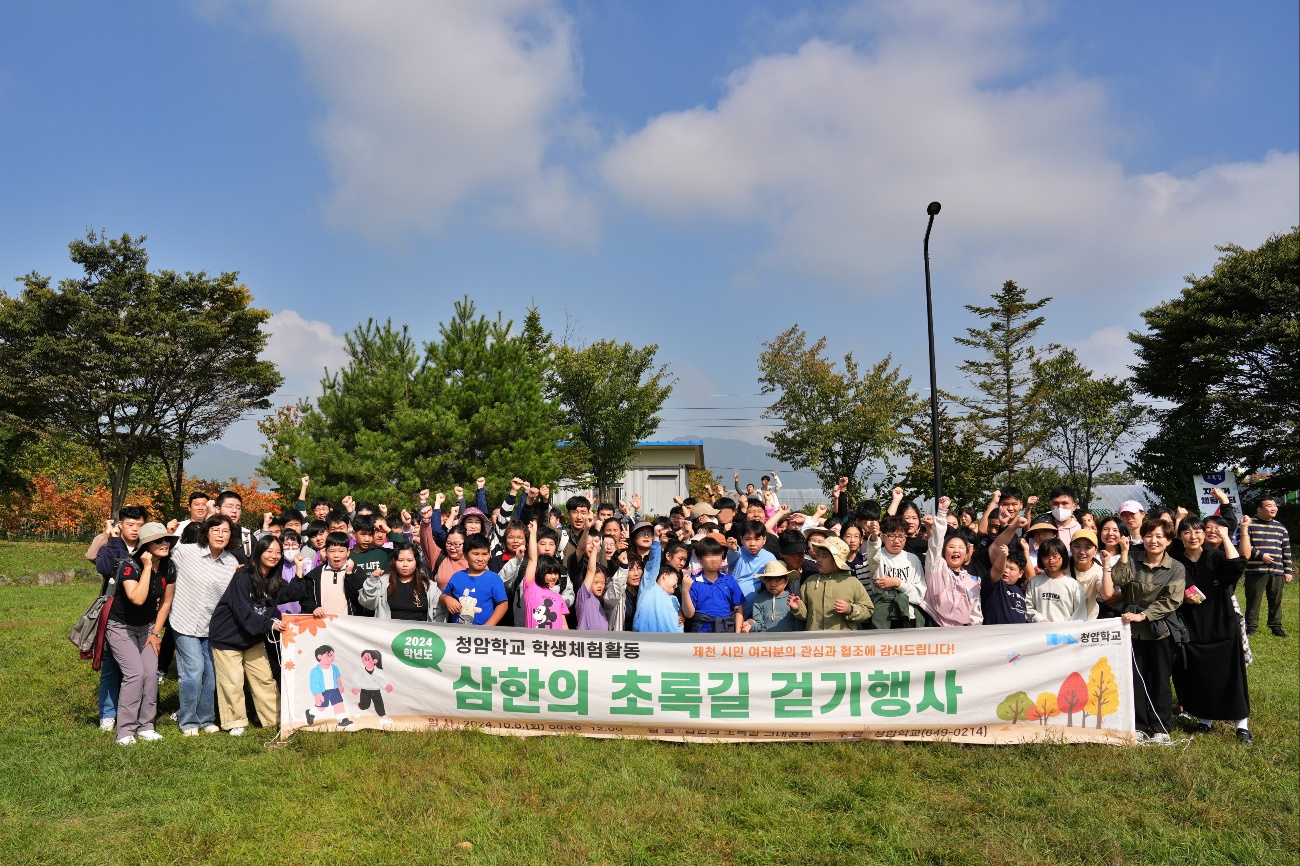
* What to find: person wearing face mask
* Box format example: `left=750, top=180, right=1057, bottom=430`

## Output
left=1046, top=486, right=1082, bottom=545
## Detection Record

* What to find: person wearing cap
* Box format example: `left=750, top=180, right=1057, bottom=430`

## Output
left=104, top=522, right=176, bottom=745
left=743, top=560, right=802, bottom=633
left=1119, top=501, right=1147, bottom=552
left=776, top=529, right=815, bottom=595
left=793, top=536, right=873, bottom=631
left=1068, top=529, right=1105, bottom=620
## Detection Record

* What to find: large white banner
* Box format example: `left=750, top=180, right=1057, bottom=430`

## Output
left=279, top=616, right=1134, bottom=744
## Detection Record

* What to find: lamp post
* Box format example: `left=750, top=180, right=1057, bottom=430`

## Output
left=923, top=201, right=942, bottom=503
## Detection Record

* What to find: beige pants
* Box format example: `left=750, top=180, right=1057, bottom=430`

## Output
left=212, top=643, right=279, bottom=729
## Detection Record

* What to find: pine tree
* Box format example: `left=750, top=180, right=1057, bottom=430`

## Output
left=954, top=280, right=1056, bottom=485
left=259, top=299, right=563, bottom=507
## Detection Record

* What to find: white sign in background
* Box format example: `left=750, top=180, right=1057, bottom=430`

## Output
left=1193, top=469, right=1241, bottom=519
left=279, top=617, right=1134, bottom=745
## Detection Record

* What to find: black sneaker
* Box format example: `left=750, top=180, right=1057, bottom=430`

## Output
left=1270, top=626, right=1288, bottom=638
left=1245, top=625, right=1257, bottom=636
left=1194, top=722, right=1213, bottom=736
left=1236, top=729, right=1254, bottom=746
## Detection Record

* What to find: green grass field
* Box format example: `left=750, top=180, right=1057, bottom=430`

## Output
left=0, top=541, right=89, bottom=581
left=1, top=579, right=1296, bottom=866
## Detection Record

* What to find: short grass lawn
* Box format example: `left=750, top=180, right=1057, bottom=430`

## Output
left=0, top=540, right=88, bottom=580
left=0, top=579, right=1296, bottom=866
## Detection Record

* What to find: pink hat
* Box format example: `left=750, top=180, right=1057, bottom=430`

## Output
left=1118, top=500, right=1145, bottom=515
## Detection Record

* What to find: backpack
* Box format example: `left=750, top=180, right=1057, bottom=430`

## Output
left=69, top=557, right=138, bottom=669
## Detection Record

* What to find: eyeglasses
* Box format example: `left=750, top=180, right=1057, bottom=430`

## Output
left=882, top=533, right=907, bottom=540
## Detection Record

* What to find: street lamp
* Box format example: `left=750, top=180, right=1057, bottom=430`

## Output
left=923, top=201, right=942, bottom=502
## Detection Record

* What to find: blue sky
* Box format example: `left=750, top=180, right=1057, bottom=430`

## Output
left=2, top=0, right=1296, bottom=460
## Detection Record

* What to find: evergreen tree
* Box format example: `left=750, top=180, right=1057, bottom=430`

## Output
left=954, top=280, right=1056, bottom=485
left=260, top=299, right=563, bottom=506
left=1130, top=228, right=1300, bottom=495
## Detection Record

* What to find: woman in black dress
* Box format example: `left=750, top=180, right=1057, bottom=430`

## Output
left=1171, top=516, right=1252, bottom=744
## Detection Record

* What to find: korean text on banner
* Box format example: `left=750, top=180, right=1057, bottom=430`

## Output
left=278, top=617, right=1134, bottom=745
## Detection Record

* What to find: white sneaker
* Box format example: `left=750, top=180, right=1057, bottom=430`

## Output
left=137, top=730, right=164, bottom=742
left=1133, top=731, right=1149, bottom=744
left=182, top=728, right=199, bottom=737
left=116, top=735, right=136, bottom=746
left=170, top=711, right=179, bottom=721
left=229, top=726, right=245, bottom=737
left=100, top=718, right=116, bottom=731
left=1146, top=733, right=1173, bottom=745
left=378, top=716, right=393, bottom=725
left=201, top=724, right=220, bottom=734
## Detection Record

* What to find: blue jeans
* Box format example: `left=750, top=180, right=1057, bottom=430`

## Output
left=98, top=649, right=121, bottom=719
left=174, top=632, right=216, bottom=730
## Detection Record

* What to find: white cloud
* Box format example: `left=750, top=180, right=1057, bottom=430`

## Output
left=1068, top=325, right=1136, bottom=380
left=217, top=309, right=349, bottom=452
left=240, top=0, right=596, bottom=244
left=601, top=0, right=1299, bottom=297
left=262, top=308, right=349, bottom=400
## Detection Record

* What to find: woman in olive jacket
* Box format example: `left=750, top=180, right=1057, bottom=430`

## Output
left=1101, top=518, right=1186, bottom=742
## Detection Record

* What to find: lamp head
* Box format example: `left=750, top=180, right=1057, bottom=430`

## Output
left=927, top=201, right=942, bottom=216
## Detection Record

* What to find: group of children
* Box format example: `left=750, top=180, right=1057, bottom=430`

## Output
left=239, top=476, right=1167, bottom=635
left=89, top=471, right=1287, bottom=744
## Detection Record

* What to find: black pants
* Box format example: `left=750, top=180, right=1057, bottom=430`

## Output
left=358, top=689, right=386, bottom=716
left=1132, top=638, right=1174, bottom=735
left=157, top=623, right=176, bottom=678
left=1244, top=571, right=1284, bottom=629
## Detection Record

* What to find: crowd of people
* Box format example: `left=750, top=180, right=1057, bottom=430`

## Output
left=82, top=472, right=1292, bottom=746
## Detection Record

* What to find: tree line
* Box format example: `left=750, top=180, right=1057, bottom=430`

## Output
left=757, top=227, right=1299, bottom=513
left=1, top=227, right=1293, bottom=528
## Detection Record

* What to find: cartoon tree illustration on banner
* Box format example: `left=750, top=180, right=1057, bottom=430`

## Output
left=996, top=691, right=1033, bottom=724
left=1026, top=692, right=1060, bottom=726
left=1056, top=672, right=1088, bottom=727
left=1085, top=657, right=1120, bottom=728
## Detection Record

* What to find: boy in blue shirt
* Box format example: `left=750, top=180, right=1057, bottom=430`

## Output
left=683, top=535, right=744, bottom=633
left=440, top=534, right=508, bottom=626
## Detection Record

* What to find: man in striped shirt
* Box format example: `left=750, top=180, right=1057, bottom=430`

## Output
left=1244, top=496, right=1293, bottom=637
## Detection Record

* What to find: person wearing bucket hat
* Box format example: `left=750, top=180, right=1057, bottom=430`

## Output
left=104, top=522, right=177, bottom=744
left=742, top=560, right=802, bottom=633
left=793, top=536, right=872, bottom=630
left=1024, top=519, right=1060, bottom=571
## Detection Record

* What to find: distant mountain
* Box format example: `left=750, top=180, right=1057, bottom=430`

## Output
left=187, top=443, right=269, bottom=486
left=697, top=437, right=823, bottom=490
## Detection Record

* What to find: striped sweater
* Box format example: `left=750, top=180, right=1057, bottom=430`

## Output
left=1245, top=518, right=1293, bottom=578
